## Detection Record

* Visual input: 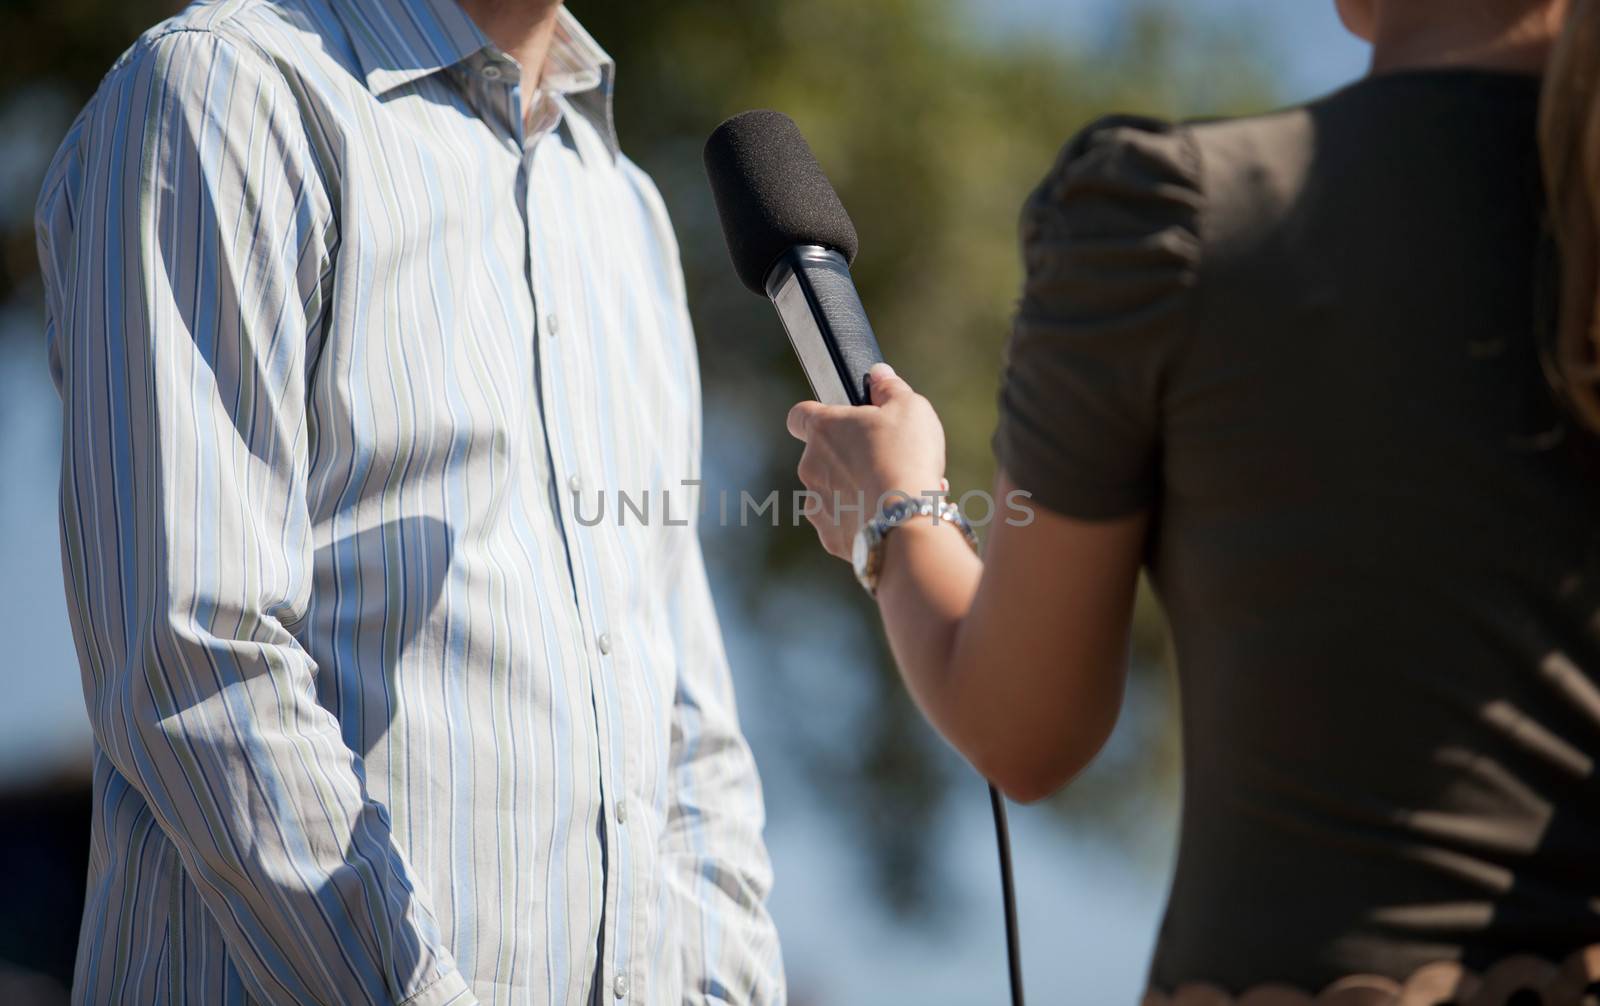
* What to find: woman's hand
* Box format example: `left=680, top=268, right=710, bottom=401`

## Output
left=785, top=363, right=948, bottom=560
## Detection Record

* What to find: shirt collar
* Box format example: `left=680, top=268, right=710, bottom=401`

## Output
left=540, top=10, right=620, bottom=160
left=334, top=0, right=490, bottom=96
left=334, top=1, right=619, bottom=159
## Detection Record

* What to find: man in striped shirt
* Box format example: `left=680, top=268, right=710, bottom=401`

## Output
left=34, top=1, right=784, bottom=1002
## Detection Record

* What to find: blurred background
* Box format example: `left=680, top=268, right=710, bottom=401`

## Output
left=0, top=1, right=1368, bottom=1003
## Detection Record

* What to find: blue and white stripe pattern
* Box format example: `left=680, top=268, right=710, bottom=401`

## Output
left=34, top=1, right=783, bottom=1002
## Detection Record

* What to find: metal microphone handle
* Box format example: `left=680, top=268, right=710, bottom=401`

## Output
left=764, top=246, right=885, bottom=406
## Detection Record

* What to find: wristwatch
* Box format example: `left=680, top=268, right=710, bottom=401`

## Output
left=852, top=495, right=979, bottom=598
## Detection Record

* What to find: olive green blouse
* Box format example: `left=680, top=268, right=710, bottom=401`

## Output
left=994, top=70, right=1600, bottom=990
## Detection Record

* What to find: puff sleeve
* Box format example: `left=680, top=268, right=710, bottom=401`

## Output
left=993, top=116, right=1203, bottom=520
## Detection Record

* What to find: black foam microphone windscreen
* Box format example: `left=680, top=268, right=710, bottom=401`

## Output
left=703, top=110, right=860, bottom=294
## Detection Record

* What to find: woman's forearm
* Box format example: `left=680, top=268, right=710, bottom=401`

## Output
left=874, top=516, right=1075, bottom=796
left=875, top=515, right=986, bottom=732
left=873, top=496, right=1145, bottom=802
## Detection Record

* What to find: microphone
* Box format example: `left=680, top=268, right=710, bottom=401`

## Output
left=703, top=110, right=885, bottom=407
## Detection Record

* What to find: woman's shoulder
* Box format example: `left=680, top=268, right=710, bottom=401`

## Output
left=1030, top=114, right=1203, bottom=225
left=1021, top=115, right=1211, bottom=297
left=1032, top=109, right=1314, bottom=254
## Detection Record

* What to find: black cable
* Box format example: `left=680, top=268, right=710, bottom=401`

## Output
left=988, top=783, right=1025, bottom=1006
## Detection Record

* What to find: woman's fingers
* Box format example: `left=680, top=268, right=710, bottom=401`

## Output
left=796, top=441, right=831, bottom=493
left=786, top=400, right=828, bottom=441
left=790, top=361, right=914, bottom=441
left=787, top=399, right=867, bottom=442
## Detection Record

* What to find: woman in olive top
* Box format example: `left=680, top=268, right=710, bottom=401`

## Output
left=784, top=0, right=1600, bottom=998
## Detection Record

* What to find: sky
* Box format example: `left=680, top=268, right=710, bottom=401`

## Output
left=980, top=0, right=1373, bottom=102
left=0, top=2, right=1378, bottom=1002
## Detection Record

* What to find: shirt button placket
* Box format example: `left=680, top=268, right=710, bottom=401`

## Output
left=524, top=130, right=627, bottom=998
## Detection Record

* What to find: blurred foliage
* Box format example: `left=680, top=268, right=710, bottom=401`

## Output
left=0, top=0, right=191, bottom=306
left=0, top=0, right=1283, bottom=920
left=581, top=0, right=1277, bottom=913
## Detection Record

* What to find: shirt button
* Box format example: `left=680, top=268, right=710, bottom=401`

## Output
left=597, top=632, right=613, bottom=655
left=568, top=474, right=583, bottom=494
left=613, top=974, right=628, bottom=999
left=615, top=799, right=628, bottom=824
left=545, top=313, right=560, bottom=336
left=481, top=63, right=504, bottom=81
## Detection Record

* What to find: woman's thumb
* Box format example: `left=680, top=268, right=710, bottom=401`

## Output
left=867, top=363, right=912, bottom=407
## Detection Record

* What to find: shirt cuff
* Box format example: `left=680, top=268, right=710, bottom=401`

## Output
left=399, top=970, right=477, bottom=1006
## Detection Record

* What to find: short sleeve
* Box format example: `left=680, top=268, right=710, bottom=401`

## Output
left=993, top=115, right=1202, bottom=520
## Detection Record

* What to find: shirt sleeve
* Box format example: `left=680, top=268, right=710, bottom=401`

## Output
left=36, top=29, right=474, bottom=1006
left=627, top=161, right=786, bottom=1004
left=661, top=539, right=786, bottom=1004
left=992, top=115, right=1203, bottom=520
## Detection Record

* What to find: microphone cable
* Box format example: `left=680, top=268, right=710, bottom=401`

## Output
left=988, top=784, right=1025, bottom=1006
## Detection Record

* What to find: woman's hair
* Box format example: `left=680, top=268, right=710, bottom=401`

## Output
left=1541, top=0, right=1600, bottom=432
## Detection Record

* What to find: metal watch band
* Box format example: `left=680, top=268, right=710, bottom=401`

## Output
left=854, top=495, right=980, bottom=597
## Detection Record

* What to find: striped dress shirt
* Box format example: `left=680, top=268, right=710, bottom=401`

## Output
left=34, top=2, right=783, bottom=1003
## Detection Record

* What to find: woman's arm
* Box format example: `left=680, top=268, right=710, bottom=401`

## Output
left=787, top=120, right=1196, bottom=802
left=787, top=365, right=1148, bottom=802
